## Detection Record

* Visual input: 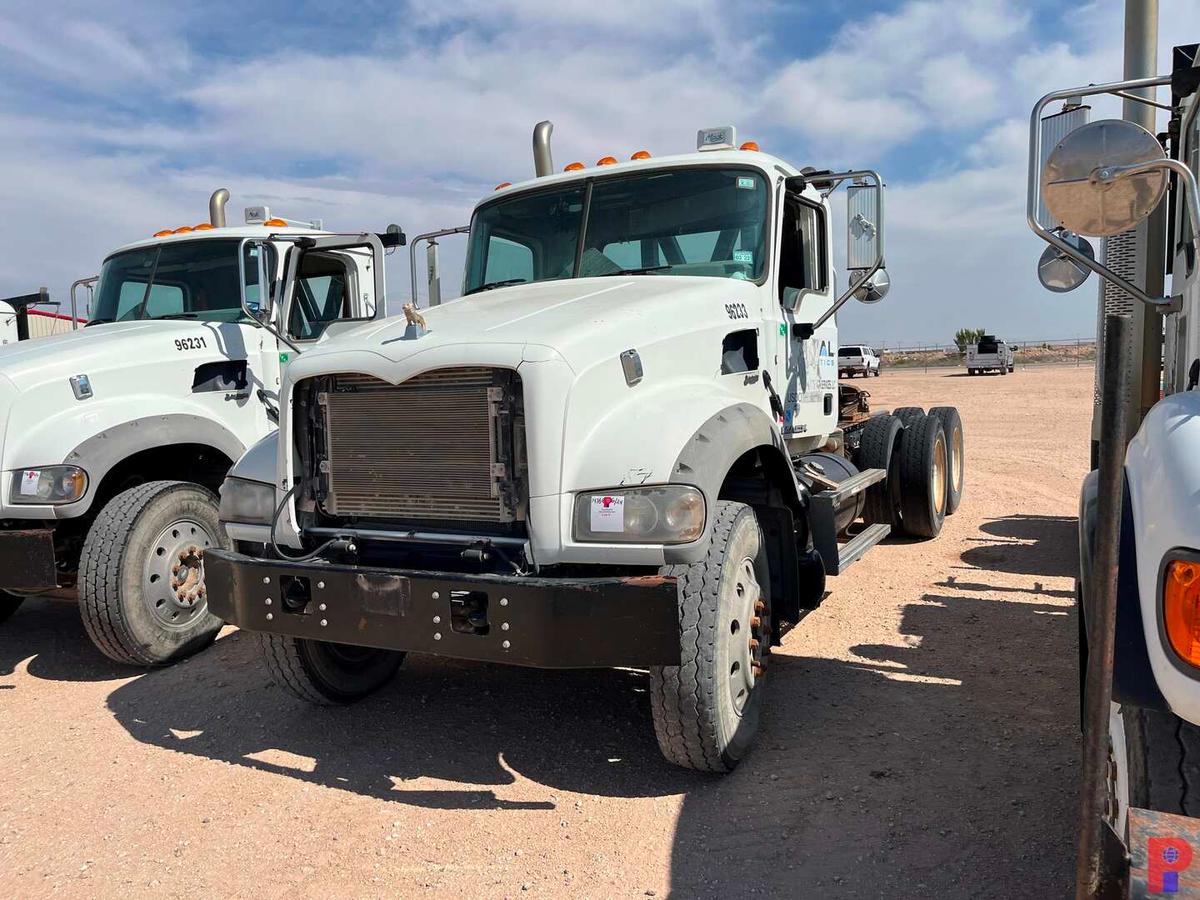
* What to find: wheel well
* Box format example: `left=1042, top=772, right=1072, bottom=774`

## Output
left=93, top=444, right=233, bottom=511
left=718, top=446, right=815, bottom=631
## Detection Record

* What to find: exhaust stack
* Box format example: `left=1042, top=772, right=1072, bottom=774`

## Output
left=533, top=121, right=554, bottom=177
left=209, top=188, right=230, bottom=227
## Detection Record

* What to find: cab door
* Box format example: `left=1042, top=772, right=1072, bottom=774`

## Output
left=774, top=189, right=837, bottom=442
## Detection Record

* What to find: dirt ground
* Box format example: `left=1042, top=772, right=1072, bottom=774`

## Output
left=0, top=364, right=1093, bottom=899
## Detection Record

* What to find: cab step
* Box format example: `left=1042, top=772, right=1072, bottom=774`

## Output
left=808, top=467, right=890, bottom=576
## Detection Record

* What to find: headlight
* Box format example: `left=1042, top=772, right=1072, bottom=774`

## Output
left=219, top=476, right=277, bottom=526
left=573, top=485, right=705, bottom=544
left=10, top=466, right=88, bottom=504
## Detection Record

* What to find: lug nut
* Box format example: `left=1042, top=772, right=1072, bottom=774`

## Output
left=754, top=600, right=765, bottom=613
left=751, top=616, right=762, bottom=629
left=749, top=639, right=761, bottom=653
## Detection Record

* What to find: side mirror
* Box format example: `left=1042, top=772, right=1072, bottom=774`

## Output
left=238, top=238, right=272, bottom=323
left=847, top=182, right=883, bottom=271
left=1042, top=119, right=1166, bottom=237
left=851, top=267, right=889, bottom=304
left=1038, top=230, right=1095, bottom=293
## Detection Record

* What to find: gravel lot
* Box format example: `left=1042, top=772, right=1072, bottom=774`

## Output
left=0, top=364, right=1092, bottom=898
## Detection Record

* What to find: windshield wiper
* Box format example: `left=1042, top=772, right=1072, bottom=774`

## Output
left=597, top=265, right=671, bottom=277
left=152, top=313, right=199, bottom=320
left=465, top=278, right=528, bottom=296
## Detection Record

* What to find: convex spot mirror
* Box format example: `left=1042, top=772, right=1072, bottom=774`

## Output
left=1043, top=119, right=1166, bottom=237
left=238, top=239, right=272, bottom=324
left=1038, top=230, right=1095, bottom=293
left=851, top=268, right=889, bottom=304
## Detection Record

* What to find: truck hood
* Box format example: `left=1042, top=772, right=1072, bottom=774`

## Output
left=0, top=320, right=249, bottom=390
left=340, top=275, right=757, bottom=371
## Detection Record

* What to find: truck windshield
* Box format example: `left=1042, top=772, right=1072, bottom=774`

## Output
left=90, top=239, right=265, bottom=324
left=463, top=167, right=769, bottom=294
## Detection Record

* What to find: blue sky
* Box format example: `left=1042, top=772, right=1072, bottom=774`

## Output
left=0, top=0, right=1196, bottom=345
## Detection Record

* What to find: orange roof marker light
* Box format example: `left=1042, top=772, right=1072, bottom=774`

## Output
left=564, top=162, right=586, bottom=172
left=740, top=141, right=760, bottom=152
left=193, top=223, right=215, bottom=231
left=263, top=218, right=288, bottom=227
left=1165, top=559, right=1200, bottom=666
left=172, top=226, right=194, bottom=234
left=495, top=182, right=512, bottom=191
left=153, top=229, right=173, bottom=237
left=596, top=156, right=618, bottom=166
left=630, top=150, right=652, bottom=160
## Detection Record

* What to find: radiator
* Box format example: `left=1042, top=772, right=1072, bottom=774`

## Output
left=312, top=368, right=523, bottom=524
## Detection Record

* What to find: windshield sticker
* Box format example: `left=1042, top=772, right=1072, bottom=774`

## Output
left=733, top=250, right=753, bottom=264
left=736, top=176, right=756, bottom=190
left=590, top=495, right=625, bottom=533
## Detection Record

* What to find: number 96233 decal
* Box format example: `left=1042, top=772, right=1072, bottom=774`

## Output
left=174, top=337, right=208, bottom=351
left=724, top=302, right=749, bottom=320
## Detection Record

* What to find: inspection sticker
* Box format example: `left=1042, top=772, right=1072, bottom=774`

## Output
left=590, top=495, right=625, bottom=532
left=19, top=470, right=41, bottom=496
left=736, top=176, right=756, bottom=190
left=733, top=250, right=753, bottom=264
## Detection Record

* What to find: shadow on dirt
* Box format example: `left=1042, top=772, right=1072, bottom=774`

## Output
left=959, top=514, right=1078, bottom=580
left=0, top=596, right=133, bottom=683
left=100, top=581, right=1079, bottom=896
left=667, top=590, right=1078, bottom=899
left=106, top=628, right=696, bottom=810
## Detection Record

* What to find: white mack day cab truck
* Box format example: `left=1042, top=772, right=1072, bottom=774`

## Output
left=0, top=189, right=404, bottom=665
left=207, top=124, right=966, bottom=772
left=1029, top=31, right=1200, bottom=893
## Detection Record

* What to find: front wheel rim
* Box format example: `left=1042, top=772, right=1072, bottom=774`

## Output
left=143, top=518, right=215, bottom=628
left=728, top=556, right=766, bottom=715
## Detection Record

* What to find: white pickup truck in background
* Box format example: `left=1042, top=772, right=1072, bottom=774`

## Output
left=965, top=335, right=1014, bottom=375
left=837, top=344, right=881, bottom=378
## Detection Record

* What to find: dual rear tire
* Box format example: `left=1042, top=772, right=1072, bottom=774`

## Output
left=855, top=406, right=965, bottom=538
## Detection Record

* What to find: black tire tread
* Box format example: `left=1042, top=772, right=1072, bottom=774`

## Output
left=856, top=415, right=902, bottom=526
left=650, top=501, right=747, bottom=773
left=0, top=591, right=23, bottom=625
left=897, top=416, right=946, bottom=538
left=257, top=633, right=341, bottom=706
left=1131, top=707, right=1200, bottom=817
left=79, top=480, right=220, bottom=666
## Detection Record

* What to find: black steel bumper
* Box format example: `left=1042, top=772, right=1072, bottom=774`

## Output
left=204, top=549, right=682, bottom=668
left=0, top=528, right=57, bottom=590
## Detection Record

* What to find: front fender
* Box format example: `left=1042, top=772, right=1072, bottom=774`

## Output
left=1125, top=392, right=1200, bottom=725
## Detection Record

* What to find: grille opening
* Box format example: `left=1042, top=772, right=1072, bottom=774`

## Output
left=300, top=367, right=528, bottom=532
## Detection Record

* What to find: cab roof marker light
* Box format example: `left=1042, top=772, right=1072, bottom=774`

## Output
left=697, top=125, right=737, bottom=152
left=597, top=156, right=618, bottom=166
left=194, top=223, right=215, bottom=231
left=631, top=150, right=652, bottom=160
left=495, top=182, right=512, bottom=191
left=153, top=229, right=173, bottom=237
left=739, top=141, right=760, bottom=152
left=263, top=218, right=288, bottom=227
left=172, top=226, right=193, bottom=234
left=564, top=162, right=585, bottom=172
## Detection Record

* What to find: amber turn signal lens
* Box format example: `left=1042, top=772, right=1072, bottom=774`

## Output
left=1165, top=559, right=1200, bottom=665
left=564, top=162, right=585, bottom=171
left=630, top=150, right=651, bottom=160
left=596, top=156, right=618, bottom=166
left=739, top=141, right=760, bottom=152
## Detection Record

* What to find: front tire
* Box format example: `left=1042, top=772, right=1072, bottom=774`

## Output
left=1110, top=704, right=1200, bottom=840
left=259, top=634, right=405, bottom=705
left=79, top=481, right=227, bottom=666
left=650, top=501, right=771, bottom=772
left=0, top=591, right=23, bottom=625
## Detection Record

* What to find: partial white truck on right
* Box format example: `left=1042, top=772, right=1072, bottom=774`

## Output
left=964, top=334, right=1014, bottom=375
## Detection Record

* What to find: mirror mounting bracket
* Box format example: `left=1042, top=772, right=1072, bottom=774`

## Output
left=1028, top=73, right=1200, bottom=314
